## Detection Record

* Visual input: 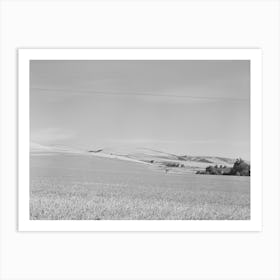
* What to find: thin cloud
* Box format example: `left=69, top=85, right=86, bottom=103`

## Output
left=31, top=128, right=76, bottom=144
left=30, top=87, right=249, bottom=104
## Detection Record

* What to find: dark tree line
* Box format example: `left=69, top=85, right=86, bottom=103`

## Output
left=196, top=158, right=250, bottom=176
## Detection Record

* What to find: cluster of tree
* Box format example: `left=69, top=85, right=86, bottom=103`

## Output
left=231, top=158, right=250, bottom=176
left=196, top=158, right=250, bottom=176
left=146, top=160, right=185, bottom=168
left=164, top=162, right=185, bottom=168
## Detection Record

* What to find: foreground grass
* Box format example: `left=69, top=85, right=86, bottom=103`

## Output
left=30, top=154, right=250, bottom=220
left=30, top=178, right=250, bottom=220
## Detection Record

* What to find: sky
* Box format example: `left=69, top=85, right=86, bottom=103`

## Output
left=30, top=60, right=250, bottom=160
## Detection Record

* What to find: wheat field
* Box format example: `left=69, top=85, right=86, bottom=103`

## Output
left=30, top=154, right=250, bottom=220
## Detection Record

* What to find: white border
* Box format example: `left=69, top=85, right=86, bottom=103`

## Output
left=18, top=49, right=262, bottom=232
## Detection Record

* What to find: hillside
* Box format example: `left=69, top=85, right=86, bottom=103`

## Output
left=30, top=142, right=246, bottom=174
left=87, top=147, right=238, bottom=173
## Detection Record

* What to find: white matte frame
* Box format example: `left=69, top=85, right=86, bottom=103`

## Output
left=18, top=48, right=262, bottom=232
left=1, top=1, right=279, bottom=279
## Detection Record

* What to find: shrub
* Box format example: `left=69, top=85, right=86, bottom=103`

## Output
left=200, top=158, right=250, bottom=176
left=231, top=158, right=250, bottom=176
left=206, top=166, right=221, bottom=175
left=165, top=162, right=180, bottom=168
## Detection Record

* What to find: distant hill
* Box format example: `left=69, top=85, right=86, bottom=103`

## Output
left=87, top=147, right=244, bottom=173
left=30, top=142, right=84, bottom=155
left=30, top=143, right=248, bottom=173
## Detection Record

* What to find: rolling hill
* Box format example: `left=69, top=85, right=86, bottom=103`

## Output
left=30, top=142, right=245, bottom=173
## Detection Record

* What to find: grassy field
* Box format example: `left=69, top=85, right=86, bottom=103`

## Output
left=30, top=154, right=250, bottom=220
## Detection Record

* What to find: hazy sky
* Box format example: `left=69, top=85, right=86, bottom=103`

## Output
left=30, top=60, right=250, bottom=159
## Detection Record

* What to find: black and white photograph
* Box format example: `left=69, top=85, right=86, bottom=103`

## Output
left=2, top=1, right=278, bottom=279
left=29, top=55, right=251, bottom=221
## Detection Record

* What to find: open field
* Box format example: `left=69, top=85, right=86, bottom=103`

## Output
left=30, top=154, right=250, bottom=220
